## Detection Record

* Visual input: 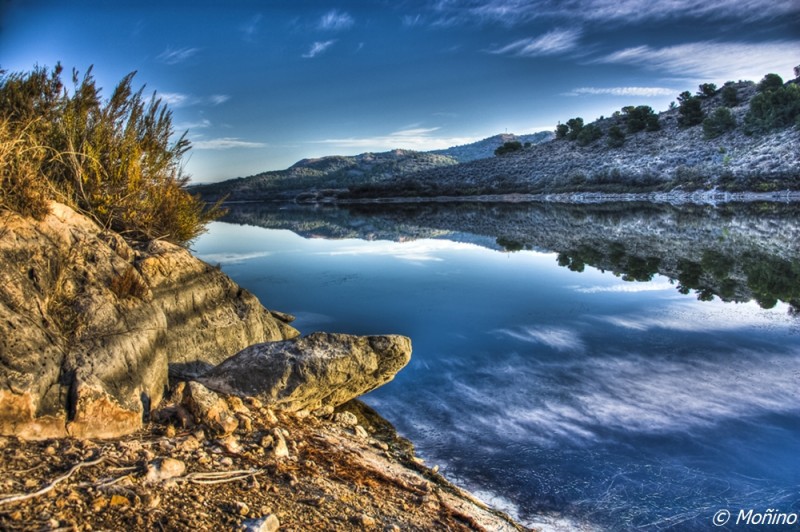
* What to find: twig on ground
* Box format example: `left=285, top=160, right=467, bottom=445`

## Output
left=0, top=456, right=105, bottom=506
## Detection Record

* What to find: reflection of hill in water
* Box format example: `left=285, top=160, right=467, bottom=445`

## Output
left=222, top=202, right=800, bottom=311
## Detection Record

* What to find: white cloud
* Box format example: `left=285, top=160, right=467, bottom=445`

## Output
left=430, top=0, right=800, bottom=25
left=303, top=40, right=337, bottom=58
left=197, top=251, right=271, bottom=265
left=319, top=10, right=354, bottom=31
left=192, top=137, right=267, bottom=150
left=312, top=126, right=482, bottom=151
left=571, top=280, right=675, bottom=293
left=596, top=40, right=800, bottom=82
left=317, top=238, right=480, bottom=262
left=489, top=28, right=581, bottom=57
left=564, top=86, right=676, bottom=97
left=174, top=118, right=212, bottom=131
left=157, top=92, right=230, bottom=108
left=156, top=46, right=200, bottom=65
left=495, top=326, right=585, bottom=352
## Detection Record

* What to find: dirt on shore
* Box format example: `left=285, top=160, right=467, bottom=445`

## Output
left=0, top=396, right=528, bottom=531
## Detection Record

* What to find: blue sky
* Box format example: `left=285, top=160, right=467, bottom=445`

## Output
left=2, top=0, right=798, bottom=183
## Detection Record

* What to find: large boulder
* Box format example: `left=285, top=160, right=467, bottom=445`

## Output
left=198, top=332, right=412, bottom=412
left=0, top=202, right=298, bottom=439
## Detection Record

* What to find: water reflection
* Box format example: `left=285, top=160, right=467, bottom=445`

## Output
left=198, top=201, right=800, bottom=530
left=220, top=201, right=800, bottom=313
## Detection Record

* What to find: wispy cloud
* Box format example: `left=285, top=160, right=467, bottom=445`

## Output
left=312, top=126, right=481, bottom=150
left=192, top=137, right=267, bottom=150
left=494, top=326, right=585, bottom=352
left=430, top=0, right=800, bottom=26
left=240, top=13, right=262, bottom=42
left=402, top=14, right=425, bottom=27
left=157, top=46, right=200, bottom=65
left=489, top=28, right=581, bottom=57
left=174, top=118, right=212, bottom=131
left=596, top=40, right=800, bottom=82
left=158, top=92, right=230, bottom=108
left=319, top=9, right=354, bottom=31
left=303, top=40, right=337, bottom=58
left=564, top=86, right=676, bottom=97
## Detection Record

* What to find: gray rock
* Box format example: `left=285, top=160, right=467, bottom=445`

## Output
left=198, top=332, right=412, bottom=412
left=240, top=514, right=280, bottom=532
left=0, top=202, right=298, bottom=440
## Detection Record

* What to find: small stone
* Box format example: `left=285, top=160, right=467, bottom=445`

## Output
left=92, top=497, right=109, bottom=512
left=371, top=440, right=389, bottom=452
left=145, top=457, right=186, bottom=483
left=227, top=396, right=250, bottom=414
left=245, top=397, right=263, bottom=409
left=219, top=434, right=242, bottom=453
left=354, top=425, right=369, bottom=439
left=241, top=513, right=280, bottom=532
left=334, top=411, right=358, bottom=427
left=350, top=513, right=376, bottom=528
left=271, top=429, right=289, bottom=459
left=237, top=414, right=253, bottom=432
left=219, top=456, right=234, bottom=467
left=164, top=425, right=176, bottom=438
left=144, top=493, right=161, bottom=509
left=109, top=494, right=131, bottom=507
left=313, top=405, right=335, bottom=417
left=177, top=435, right=201, bottom=452
left=24, top=478, right=38, bottom=489
left=44, top=445, right=56, bottom=456
left=262, top=408, right=278, bottom=425
left=259, top=434, right=274, bottom=448
left=233, top=501, right=250, bottom=516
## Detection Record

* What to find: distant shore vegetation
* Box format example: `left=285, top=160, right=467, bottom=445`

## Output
left=0, top=64, right=223, bottom=245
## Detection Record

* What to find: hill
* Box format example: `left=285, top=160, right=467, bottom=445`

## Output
left=192, top=149, right=459, bottom=202
left=431, top=131, right=553, bottom=162
left=194, top=73, right=800, bottom=204
left=342, top=78, right=800, bottom=200
left=191, top=133, right=553, bottom=202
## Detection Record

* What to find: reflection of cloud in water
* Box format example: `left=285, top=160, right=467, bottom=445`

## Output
left=388, top=347, right=800, bottom=449
left=494, top=326, right=585, bottom=353
left=571, top=280, right=674, bottom=293
left=316, top=239, right=480, bottom=262
left=196, top=251, right=271, bottom=264
left=600, top=300, right=794, bottom=332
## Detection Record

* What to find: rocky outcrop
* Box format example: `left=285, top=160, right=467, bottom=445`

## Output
left=198, top=332, right=412, bottom=413
left=0, top=202, right=298, bottom=439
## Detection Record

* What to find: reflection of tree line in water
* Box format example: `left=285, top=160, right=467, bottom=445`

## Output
left=221, top=201, right=800, bottom=314
left=500, top=238, right=800, bottom=313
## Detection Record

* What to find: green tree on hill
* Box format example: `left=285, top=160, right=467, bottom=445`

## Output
left=566, top=117, right=584, bottom=140
left=703, top=107, right=736, bottom=139
left=623, top=105, right=660, bottom=133
left=677, top=91, right=705, bottom=127
left=607, top=125, right=625, bottom=148
left=721, top=83, right=739, bottom=107
left=494, top=141, right=523, bottom=156
left=745, top=73, right=800, bottom=133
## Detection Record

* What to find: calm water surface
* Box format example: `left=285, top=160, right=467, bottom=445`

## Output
left=194, top=204, right=800, bottom=531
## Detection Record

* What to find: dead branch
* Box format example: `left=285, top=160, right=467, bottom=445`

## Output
left=0, top=456, right=105, bottom=506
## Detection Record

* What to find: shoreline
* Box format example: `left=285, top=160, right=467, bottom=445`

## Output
left=215, top=188, right=800, bottom=207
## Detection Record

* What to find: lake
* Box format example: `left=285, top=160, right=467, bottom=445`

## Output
left=194, top=201, right=800, bottom=531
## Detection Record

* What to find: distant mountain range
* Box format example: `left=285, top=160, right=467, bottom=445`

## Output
left=190, top=133, right=552, bottom=202
left=193, top=75, right=800, bottom=203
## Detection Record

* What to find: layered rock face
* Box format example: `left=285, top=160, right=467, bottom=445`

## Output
left=0, top=202, right=298, bottom=439
left=198, top=333, right=412, bottom=413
